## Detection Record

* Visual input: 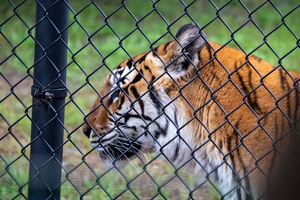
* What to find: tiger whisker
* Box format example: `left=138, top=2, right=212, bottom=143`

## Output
left=117, top=136, right=153, bottom=149
left=130, top=145, right=150, bottom=163
left=101, top=146, right=115, bottom=161
left=111, top=143, right=139, bottom=171
left=113, top=138, right=151, bottom=164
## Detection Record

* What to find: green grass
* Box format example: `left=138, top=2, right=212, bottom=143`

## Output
left=0, top=0, right=299, bottom=199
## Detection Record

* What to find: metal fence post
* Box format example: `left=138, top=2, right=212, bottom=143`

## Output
left=28, top=0, right=69, bottom=199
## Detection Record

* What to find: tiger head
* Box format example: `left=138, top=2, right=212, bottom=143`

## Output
left=82, top=24, right=206, bottom=167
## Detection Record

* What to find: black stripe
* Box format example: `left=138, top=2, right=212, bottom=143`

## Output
left=124, top=85, right=129, bottom=95
left=116, top=70, right=123, bottom=78
left=268, top=114, right=279, bottom=179
left=227, top=135, right=234, bottom=164
left=117, top=123, right=137, bottom=132
left=131, top=72, right=143, bottom=84
left=144, top=65, right=150, bottom=70
left=227, top=137, right=235, bottom=162
left=117, top=95, right=125, bottom=110
left=236, top=63, right=263, bottom=115
left=251, top=55, right=263, bottom=62
left=108, top=116, right=115, bottom=123
left=137, top=54, right=146, bottom=64
left=174, top=108, right=179, bottom=128
left=164, top=118, right=169, bottom=137
left=126, top=59, right=133, bottom=69
left=141, top=125, right=148, bottom=137
left=130, top=86, right=145, bottom=114
left=218, top=138, right=223, bottom=150
left=123, top=113, right=152, bottom=123
left=116, top=65, right=122, bottom=69
left=153, top=122, right=167, bottom=138
left=144, top=65, right=156, bottom=82
left=149, top=89, right=161, bottom=111
left=234, top=122, right=251, bottom=199
left=279, top=68, right=285, bottom=90
left=227, top=134, right=242, bottom=200
left=172, top=143, right=180, bottom=162
left=201, top=43, right=214, bottom=67
left=206, top=44, right=213, bottom=62
left=248, top=68, right=263, bottom=115
left=237, top=70, right=248, bottom=94
left=150, top=75, right=155, bottom=82
left=154, top=131, right=160, bottom=139
left=118, top=71, right=128, bottom=85
left=163, top=41, right=172, bottom=53
left=115, top=112, right=122, bottom=116
left=235, top=135, right=243, bottom=200
left=279, top=68, right=292, bottom=119
left=152, top=50, right=159, bottom=58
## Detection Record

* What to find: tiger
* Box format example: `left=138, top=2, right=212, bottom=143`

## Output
left=83, top=24, right=300, bottom=199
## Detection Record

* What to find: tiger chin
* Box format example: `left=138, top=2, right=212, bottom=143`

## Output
left=83, top=24, right=300, bottom=199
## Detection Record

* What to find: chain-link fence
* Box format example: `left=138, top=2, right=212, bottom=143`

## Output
left=1, top=0, right=299, bottom=199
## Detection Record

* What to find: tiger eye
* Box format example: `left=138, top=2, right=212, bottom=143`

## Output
left=109, top=89, right=120, bottom=103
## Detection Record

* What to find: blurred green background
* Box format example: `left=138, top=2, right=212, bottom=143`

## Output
left=0, top=0, right=299, bottom=199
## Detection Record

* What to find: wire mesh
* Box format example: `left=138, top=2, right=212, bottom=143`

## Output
left=0, top=0, right=299, bottom=199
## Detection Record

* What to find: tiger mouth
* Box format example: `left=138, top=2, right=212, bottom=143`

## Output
left=93, top=139, right=142, bottom=161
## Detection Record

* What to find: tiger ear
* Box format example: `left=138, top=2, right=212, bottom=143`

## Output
left=174, top=24, right=206, bottom=58
left=162, top=24, right=206, bottom=77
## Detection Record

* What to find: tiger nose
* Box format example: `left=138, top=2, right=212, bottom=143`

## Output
left=83, top=124, right=91, bottom=138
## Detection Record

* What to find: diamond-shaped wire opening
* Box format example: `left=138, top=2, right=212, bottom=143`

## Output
left=0, top=145, right=30, bottom=199
left=1, top=13, right=29, bottom=48
left=73, top=3, right=106, bottom=36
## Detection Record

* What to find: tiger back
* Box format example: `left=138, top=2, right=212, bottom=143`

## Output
left=83, top=24, right=300, bottom=199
